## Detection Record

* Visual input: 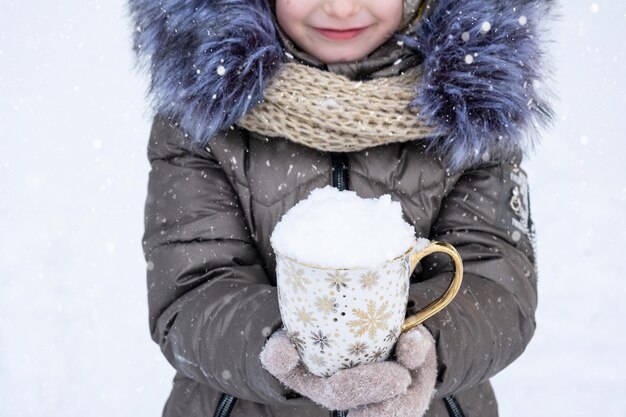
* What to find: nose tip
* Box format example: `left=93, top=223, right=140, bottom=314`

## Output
left=323, top=0, right=361, bottom=19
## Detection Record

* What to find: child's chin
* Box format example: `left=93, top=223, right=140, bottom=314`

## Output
left=313, top=48, right=369, bottom=64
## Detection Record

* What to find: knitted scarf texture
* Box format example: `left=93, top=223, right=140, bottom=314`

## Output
left=237, top=63, right=441, bottom=153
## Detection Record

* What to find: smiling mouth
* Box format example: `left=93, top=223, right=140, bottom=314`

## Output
left=313, top=26, right=369, bottom=41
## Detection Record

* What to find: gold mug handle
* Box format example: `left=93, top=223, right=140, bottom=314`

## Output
left=401, top=241, right=464, bottom=333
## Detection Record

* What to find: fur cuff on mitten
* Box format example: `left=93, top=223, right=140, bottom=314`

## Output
left=348, top=325, right=438, bottom=417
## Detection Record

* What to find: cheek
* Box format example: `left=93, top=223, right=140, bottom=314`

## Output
left=275, top=0, right=307, bottom=35
left=372, top=0, right=403, bottom=30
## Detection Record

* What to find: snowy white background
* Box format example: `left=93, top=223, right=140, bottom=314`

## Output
left=1, top=1, right=624, bottom=416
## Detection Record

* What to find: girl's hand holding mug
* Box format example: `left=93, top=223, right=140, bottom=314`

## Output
left=347, top=325, right=438, bottom=417
left=260, top=324, right=437, bottom=416
left=264, top=189, right=461, bottom=415
left=260, top=328, right=411, bottom=410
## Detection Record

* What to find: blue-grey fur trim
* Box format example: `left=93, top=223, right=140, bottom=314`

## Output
left=127, top=0, right=558, bottom=170
left=126, top=0, right=284, bottom=151
left=398, top=0, right=559, bottom=169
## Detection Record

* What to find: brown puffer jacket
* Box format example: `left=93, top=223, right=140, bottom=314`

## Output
left=142, top=112, right=538, bottom=417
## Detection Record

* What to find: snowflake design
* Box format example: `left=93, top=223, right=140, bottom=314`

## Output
left=347, top=341, right=368, bottom=356
left=295, top=307, right=317, bottom=327
left=287, top=330, right=306, bottom=353
left=347, top=300, right=392, bottom=339
left=395, top=290, right=402, bottom=299
left=315, top=295, right=338, bottom=315
left=384, top=326, right=400, bottom=343
left=310, top=330, right=332, bottom=352
left=340, top=359, right=360, bottom=370
left=359, top=271, right=380, bottom=290
left=394, top=257, right=410, bottom=277
left=282, top=262, right=310, bottom=293
left=310, top=353, right=327, bottom=367
left=371, top=347, right=387, bottom=362
left=325, top=271, right=350, bottom=291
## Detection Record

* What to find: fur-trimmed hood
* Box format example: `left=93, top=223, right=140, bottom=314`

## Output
left=127, top=0, right=558, bottom=170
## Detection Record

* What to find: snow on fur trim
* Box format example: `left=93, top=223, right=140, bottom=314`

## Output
left=127, top=0, right=284, bottom=150
left=398, top=0, right=559, bottom=169
left=127, top=0, right=558, bottom=170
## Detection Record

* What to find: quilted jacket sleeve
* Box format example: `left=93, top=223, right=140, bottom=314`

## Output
left=141, top=114, right=311, bottom=406
left=407, top=154, right=538, bottom=399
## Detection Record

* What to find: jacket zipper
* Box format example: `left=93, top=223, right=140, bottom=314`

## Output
left=213, top=393, right=237, bottom=417
left=443, top=395, right=466, bottom=417
left=212, top=155, right=350, bottom=417
left=331, top=153, right=466, bottom=417
left=331, top=153, right=349, bottom=191
left=331, top=155, right=471, bottom=417
left=330, top=152, right=349, bottom=417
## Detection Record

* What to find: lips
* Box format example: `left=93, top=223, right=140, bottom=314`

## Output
left=313, top=26, right=369, bottom=41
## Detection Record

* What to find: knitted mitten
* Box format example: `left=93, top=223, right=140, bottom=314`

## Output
left=260, top=329, right=412, bottom=411
left=347, top=325, right=438, bottom=417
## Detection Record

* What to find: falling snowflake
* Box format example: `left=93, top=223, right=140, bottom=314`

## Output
left=325, top=271, right=350, bottom=291
left=315, top=295, right=338, bottom=315
left=282, top=262, right=310, bottom=293
left=310, top=330, right=332, bottom=351
left=348, top=300, right=393, bottom=339
left=359, top=271, right=380, bottom=290
left=348, top=341, right=368, bottom=356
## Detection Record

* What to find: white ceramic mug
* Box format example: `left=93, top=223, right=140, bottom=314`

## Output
left=275, top=238, right=463, bottom=377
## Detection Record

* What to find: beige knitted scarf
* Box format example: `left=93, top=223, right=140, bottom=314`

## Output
left=236, top=62, right=441, bottom=152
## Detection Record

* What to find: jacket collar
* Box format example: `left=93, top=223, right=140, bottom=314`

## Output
left=129, top=0, right=558, bottom=170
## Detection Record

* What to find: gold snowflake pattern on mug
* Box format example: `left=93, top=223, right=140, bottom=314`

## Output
left=369, top=346, right=387, bottom=362
left=287, top=330, right=307, bottom=354
left=347, top=341, right=369, bottom=356
left=325, top=271, right=351, bottom=291
left=384, top=326, right=400, bottom=343
left=310, top=353, right=327, bottom=367
left=310, top=329, right=332, bottom=352
left=347, top=300, right=392, bottom=339
left=359, top=271, right=380, bottom=289
left=396, top=278, right=409, bottom=297
left=295, top=306, right=317, bottom=327
left=315, top=295, right=338, bottom=315
left=340, top=359, right=360, bottom=370
left=393, top=257, right=411, bottom=277
left=282, top=261, right=310, bottom=293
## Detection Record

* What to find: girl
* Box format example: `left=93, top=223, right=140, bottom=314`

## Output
left=128, top=0, right=556, bottom=416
